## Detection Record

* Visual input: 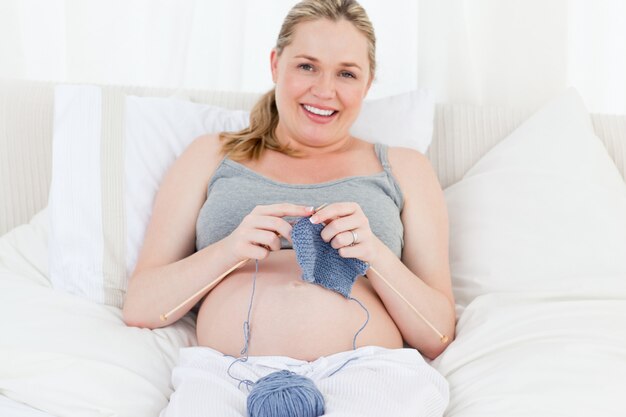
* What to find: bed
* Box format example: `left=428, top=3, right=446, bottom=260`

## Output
left=1, top=78, right=625, bottom=416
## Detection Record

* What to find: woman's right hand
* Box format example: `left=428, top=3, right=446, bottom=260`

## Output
left=221, top=203, right=315, bottom=262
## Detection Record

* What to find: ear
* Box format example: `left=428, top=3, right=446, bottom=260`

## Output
left=270, top=49, right=279, bottom=83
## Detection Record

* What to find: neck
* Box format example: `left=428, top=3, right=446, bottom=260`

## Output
left=274, top=125, right=355, bottom=158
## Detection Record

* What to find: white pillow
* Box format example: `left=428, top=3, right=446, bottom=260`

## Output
left=350, top=88, right=434, bottom=151
left=434, top=87, right=626, bottom=416
left=49, top=85, right=435, bottom=307
left=444, top=87, right=626, bottom=312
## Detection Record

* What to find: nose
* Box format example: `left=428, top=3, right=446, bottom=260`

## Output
left=311, top=73, right=335, bottom=100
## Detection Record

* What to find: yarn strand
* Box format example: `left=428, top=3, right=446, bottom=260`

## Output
left=348, top=296, right=370, bottom=350
left=241, top=259, right=259, bottom=356
left=225, top=259, right=259, bottom=391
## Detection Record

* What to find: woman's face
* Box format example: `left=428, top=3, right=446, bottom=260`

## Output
left=271, top=18, right=372, bottom=151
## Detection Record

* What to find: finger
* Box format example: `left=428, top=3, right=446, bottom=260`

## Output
left=337, top=246, right=362, bottom=261
left=243, top=215, right=293, bottom=240
left=248, top=229, right=282, bottom=252
left=330, top=229, right=359, bottom=250
left=247, top=244, right=271, bottom=260
left=252, top=203, right=315, bottom=218
left=319, top=216, right=361, bottom=243
left=309, top=202, right=358, bottom=225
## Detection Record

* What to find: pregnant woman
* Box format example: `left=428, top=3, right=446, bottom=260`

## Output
left=123, top=1, right=455, bottom=415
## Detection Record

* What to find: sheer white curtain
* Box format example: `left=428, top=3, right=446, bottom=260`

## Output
left=0, top=0, right=418, bottom=99
left=418, top=0, right=626, bottom=113
left=1, top=0, right=625, bottom=112
left=567, top=0, right=626, bottom=114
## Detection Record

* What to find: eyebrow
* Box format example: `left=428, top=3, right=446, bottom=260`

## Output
left=294, top=54, right=362, bottom=70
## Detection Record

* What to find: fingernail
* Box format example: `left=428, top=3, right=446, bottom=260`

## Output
left=309, top=215, right=318, bottom=224
left=306, top=206, right=315, bottom=212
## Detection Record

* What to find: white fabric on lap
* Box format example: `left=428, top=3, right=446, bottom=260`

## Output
left=160, top=345, right=448, bottom=417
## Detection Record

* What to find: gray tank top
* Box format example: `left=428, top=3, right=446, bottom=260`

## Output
left=196, top=143, right=405, bottom=257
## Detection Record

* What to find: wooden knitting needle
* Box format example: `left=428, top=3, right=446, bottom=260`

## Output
left=160, top=258, right=249, bottom=322
left=160, top=203, right=328, bottom=322
left=368, top=266, right=449, bottom=344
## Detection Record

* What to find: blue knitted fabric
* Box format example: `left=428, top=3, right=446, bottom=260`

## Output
left=292, top=217, right=369, bottom=298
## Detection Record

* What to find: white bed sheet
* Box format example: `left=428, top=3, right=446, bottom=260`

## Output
left=0, top=210, right=198, bottom=417
left=431, top=285, right=626, bottom=416
left=0, top=395, right=57, bottom=417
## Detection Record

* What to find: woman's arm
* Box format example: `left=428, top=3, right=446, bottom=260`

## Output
left=122, top=134, right=235, bottom=329
left=312, top=148, right=455, bottom=359
left=122, top=134, right=314, bottom=329
left=371, top=148, right=455, bottom=358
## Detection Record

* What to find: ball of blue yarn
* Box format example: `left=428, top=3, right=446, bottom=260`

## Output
left=247, top=370, right=325, bottom=417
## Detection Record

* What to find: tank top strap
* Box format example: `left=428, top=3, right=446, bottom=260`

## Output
left=374, top=142, right=392, bottom=170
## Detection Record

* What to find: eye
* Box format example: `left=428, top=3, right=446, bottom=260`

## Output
left=340, top=71, right=356, bottom=79
left=298, top=63, right=314, bottom=72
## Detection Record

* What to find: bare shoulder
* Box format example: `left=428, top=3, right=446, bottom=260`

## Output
left=185, top=133, right=224, bottom=175
left=165, top=132, right=227, bottom=189
left=385, top=146, right=439, bottom=192
left=386, top=145, right=428, bottom=166
left=159, top=132, right=224, bottom=192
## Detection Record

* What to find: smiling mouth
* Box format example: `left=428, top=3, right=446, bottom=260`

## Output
left=302, top=104, right=337, bottom=117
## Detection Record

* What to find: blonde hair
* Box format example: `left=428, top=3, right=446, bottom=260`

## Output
left=220, top=0, right=376, bottom=161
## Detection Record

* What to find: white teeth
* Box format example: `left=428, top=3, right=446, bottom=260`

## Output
left=303, top=104, right=335, bottom=116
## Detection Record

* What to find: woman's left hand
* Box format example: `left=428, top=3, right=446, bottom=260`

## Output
left=309, top=202, right=382, bottom=264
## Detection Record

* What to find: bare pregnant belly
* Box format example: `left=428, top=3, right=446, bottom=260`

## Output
left=197, top=250, right=403, bottom=361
